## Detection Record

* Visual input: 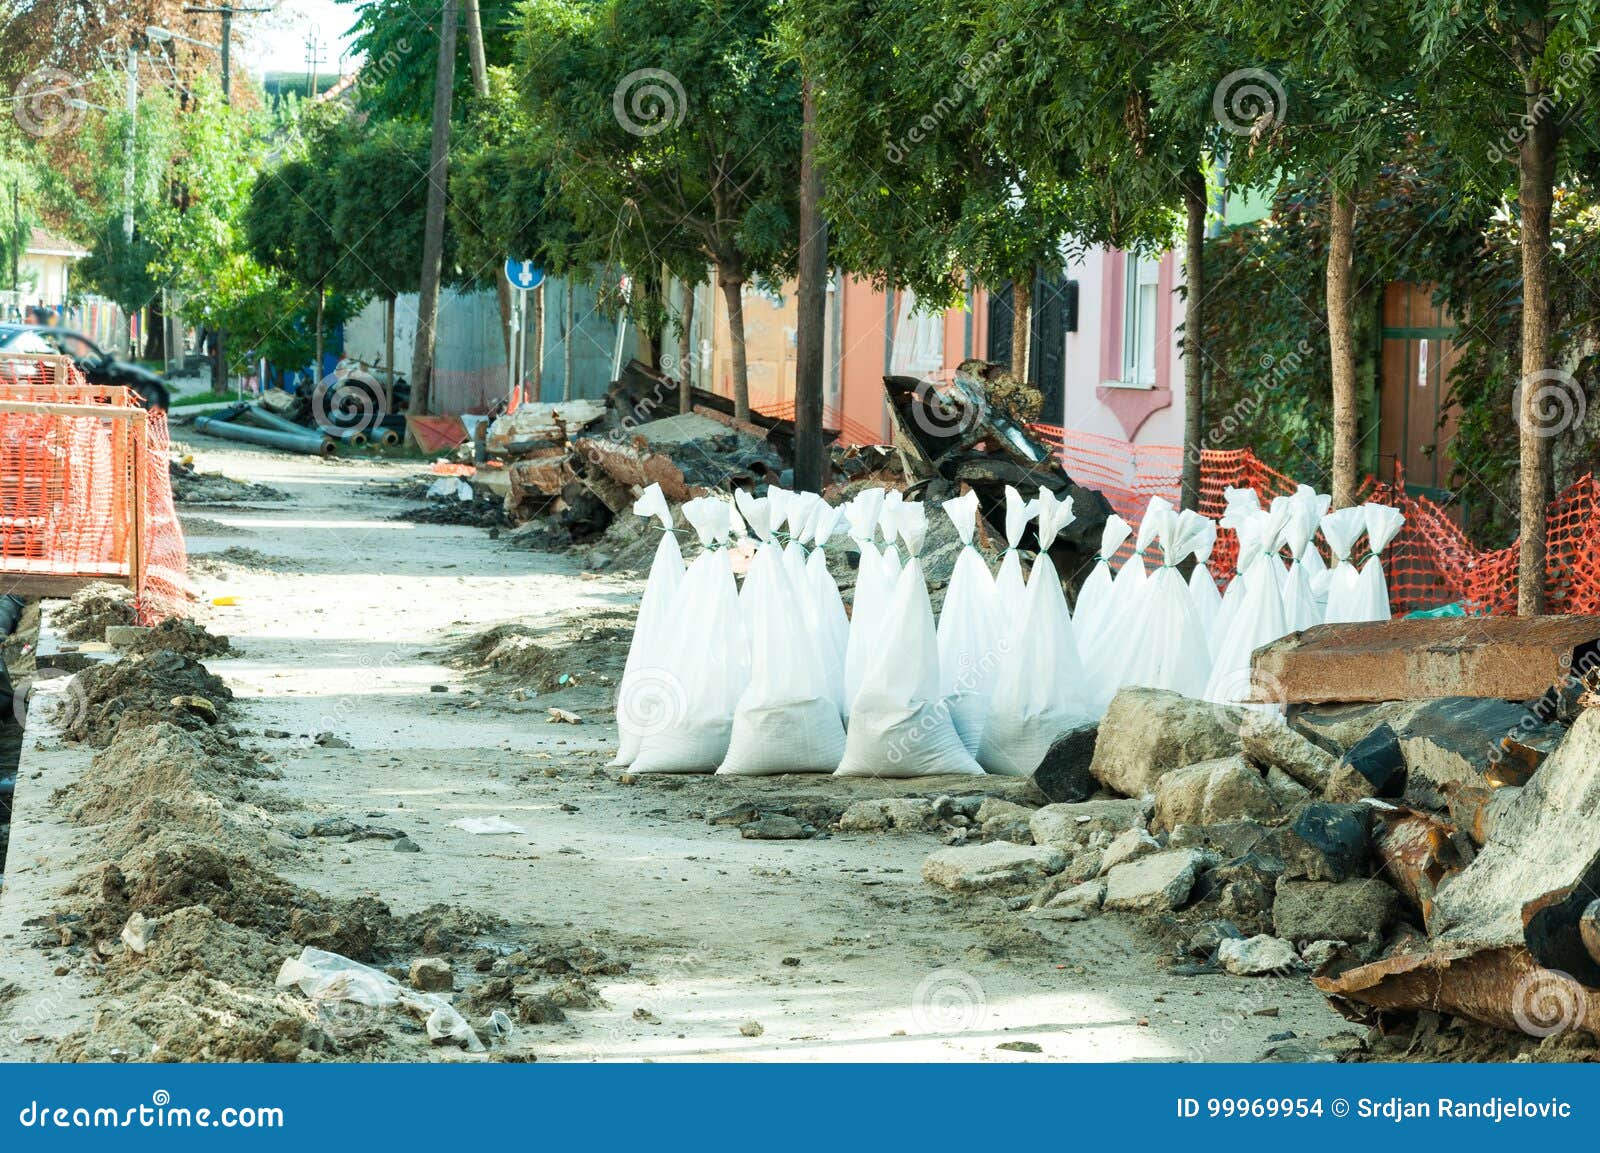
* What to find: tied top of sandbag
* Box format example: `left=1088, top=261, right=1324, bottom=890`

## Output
left=1362, top=502, right=1405, bottom=557
left=631, top=482, right=673, bottom=532
left=845, top=488, right=885, bottom=543
left=1320, top=505, right=1367, bottom=564
left=785, top=492, right=823, bottom=546
left=1035, top=489, right=1075, bottom=550
left=879, top=489, right=905, bottom=547
left=1280, top=498, right=1318, bottom=563
left=810, top=502, right=847, bottom=549
left=1294, top=483, right=1332, bottom=519
left=1219, top=486, right=1261, bottom=529
left=1097, top=512, right=1131, bottom=561
left=765, top=486, right=792, bottom=537
left=942, top=489, right=981, bottom=547
left=734, top=488, right=778, bottom=543
left=1135, top=495, right=1174, bottom=557
left=1189, top=514, right=1218, bottom=565
left=896, top=500, right=929, bottom=557
left=1003, top=485, right=1037, bottom=550
left=683, top=495, right=733, bottom=547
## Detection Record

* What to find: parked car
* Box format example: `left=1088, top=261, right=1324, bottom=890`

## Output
left=0, top=324, right=171, bottom=410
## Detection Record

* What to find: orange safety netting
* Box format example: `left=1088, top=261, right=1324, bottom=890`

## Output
left=1030, top=424, right=1600, bottom=618
left=0, top=361, right=188, bottom=620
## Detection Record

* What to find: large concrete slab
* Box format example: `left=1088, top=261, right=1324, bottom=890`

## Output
left=1251, top=616, right=1600, bottom=704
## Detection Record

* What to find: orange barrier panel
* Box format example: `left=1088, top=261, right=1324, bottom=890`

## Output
left=0, top=364, right=187, bottom=620
left=1030, top=424, right=1594, bottom=618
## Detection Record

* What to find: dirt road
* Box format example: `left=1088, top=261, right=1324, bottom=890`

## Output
left=1, top=432, right=1354, bottom=1061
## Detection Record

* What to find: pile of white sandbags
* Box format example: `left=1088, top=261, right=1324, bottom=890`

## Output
left=611, top=478, right=1405, bottom=778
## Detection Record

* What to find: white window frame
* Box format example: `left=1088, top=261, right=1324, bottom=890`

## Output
left=1115, top=252, right=1160, bottom=389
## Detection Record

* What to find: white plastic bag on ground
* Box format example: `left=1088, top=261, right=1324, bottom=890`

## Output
left=1354, top=503, right=1405, bottom=622
left=936, top=490, right=1004, bottom=755
left=717, top=499, right=846, bottom=776
left=1114, top=505, right=1214, bottom=698
left=837, top=501, right=982, bottom=778
left=630, top=497, right=749, bottom=773
left=978, top=490, right=1092, bottom=774
left=1186, top=517, right=1223, bottom=654
left=993, top=485, right=1036, bottom=625
left=1319, top=505, right=1367, bottom=624
left=614, top=483, right=685, bottom=766
left=1205, top=499, right=1291, bottom=705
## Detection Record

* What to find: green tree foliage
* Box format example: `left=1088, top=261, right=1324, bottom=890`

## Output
left=517, top=0, right=801, bottom=417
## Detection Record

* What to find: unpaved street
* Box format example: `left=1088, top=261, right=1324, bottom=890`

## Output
left=0, top=433, right=1354, bottom=1062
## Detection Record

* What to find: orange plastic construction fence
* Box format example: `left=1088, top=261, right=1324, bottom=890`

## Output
left=1030, top=424, right=1597, bottom=617
left=0, top=361, right=187, bottom=619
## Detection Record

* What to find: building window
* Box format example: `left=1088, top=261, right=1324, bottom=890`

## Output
left=1121, top=252, right=1159, bottom=387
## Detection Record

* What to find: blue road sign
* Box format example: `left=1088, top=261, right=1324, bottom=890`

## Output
left=504, top=258, right=545, bottom=291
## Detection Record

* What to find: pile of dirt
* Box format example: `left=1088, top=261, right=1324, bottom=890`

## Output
left=191, top=546, right=278, bottom=576
left=57, top=650, right=232, bottom=745
left=169, top=459, right=287, bottom=504
left=127, top=617, right=233, bottom=658
left=444, top=614, right=631, bottom=696
left=60, top=722, right=281, bottom=859
left=392, top=495, right=509, bottom=528
left=176, top=516, right=254, bottom=538
left=53, top=582, right=137, bottom=642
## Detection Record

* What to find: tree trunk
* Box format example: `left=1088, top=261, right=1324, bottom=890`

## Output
left=719, top=273, right=750, bottom=422
left=1181, top=172, right=1206, bottom=511
left=531, top=283, right=544, bottom=399
left=561, top=282, right=573, bottom=401
left=1328, top=185, right=1359, bottom=510
left=384, top=294, right=396, bottom=399
left=794, top=75, right=828, bottom=493
left=460, top=0, right=514, bottom=356
left=314, top=285, right=326, bottom=384
left=677, top=280, right=695, bottom=414
left=145, top=296, right=164, bottom=360
left=1011, top=276, right=1032, bottom=384
left=408, top=0, right=459, bottom=422
left=1517, top=101, right=1558, bottom=616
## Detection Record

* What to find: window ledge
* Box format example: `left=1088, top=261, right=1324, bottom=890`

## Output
left=1100, top=378, right=1157, bottom=391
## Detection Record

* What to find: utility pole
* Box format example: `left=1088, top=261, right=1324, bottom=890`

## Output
left=183, top=4, right=267, bottom=387
left=303, top=31, right=323, bottom=97
left=409, top=0, right=459, bottom=421
left=793, top=75, right=828, bottom=493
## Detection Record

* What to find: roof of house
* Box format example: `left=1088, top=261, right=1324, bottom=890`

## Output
left=27, top=227, right=89, bottom=259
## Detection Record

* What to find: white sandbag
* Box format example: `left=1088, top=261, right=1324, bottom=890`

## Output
left=1353, top=503, right=1404, bottom=622
left=993, top=485, right=1036, bottom=625
left=936, top=490, right=1005, bottom=755
left=1115, top=505, right=1215, bottom=698
left=1319, top=505, right=1367, bottom=624
left=1073, top=512, right=1131, bottom=658
left=1292, top=485, right=1333, bottom=608
left=1279, top=499, right=1323, bottom=634
left=837, top=501, right=983, bottom=778
left=843, top=489, right=890, bottom=711
left=1186, top=516, right=1223, bottom=655
left=978, top=490, right=1092, bottom=775
left=807, top=503, right=851, bottom=722
left=1205, top=499, right=1291, bottom=705
left=614, top=483, right=686, bottom=766
left=717, top=498, right=846, bottom=776
left=1212, top=488, right=1265, bottom=646
left=630, top=497, right=750, bottom=773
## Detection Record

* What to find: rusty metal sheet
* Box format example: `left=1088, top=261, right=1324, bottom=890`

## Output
left=1315, top=945, right=1600, bottom=1039
left=1250, top=616, right=1600, bottom=704
left=574, top=437, right=698, bottom=504
left=1370, top=806, right=1465, bottom=930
